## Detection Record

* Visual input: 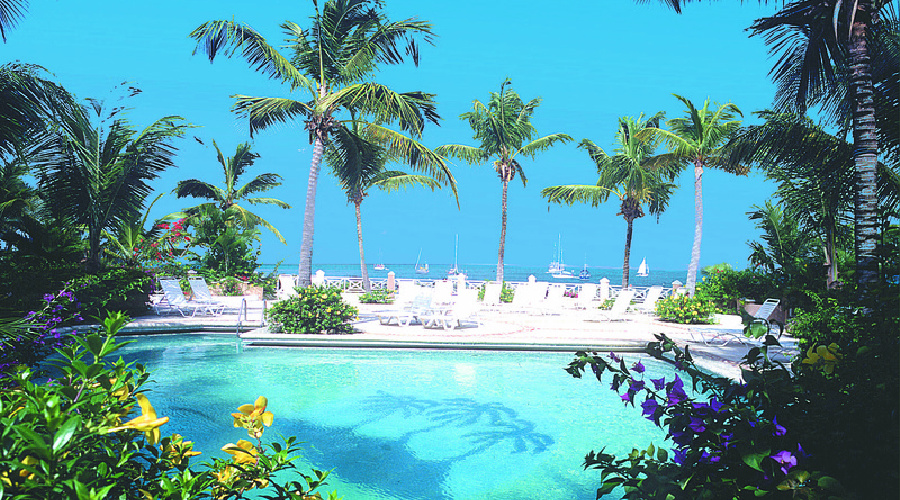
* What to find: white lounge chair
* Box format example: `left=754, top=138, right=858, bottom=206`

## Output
left=154, top=279, right=218, bottom=317
left=585, top=289, right=634, bottom=322
left=432, top=280, right=454, bottom=307
left=538, top=284, right=567, bottom=315
left=377, top=295, right=432, bottom=326
left=421, top=289, right=481, bottom=330
left=690, top=298, right=783, bottom=347
left=504, top=283, right=537, bottom=314
left=481, top=282, right=503, bottom=312
left=276, top=274, right=298, bottom=300
left=630, top=286, right=663, bottom=315
left=187, top=277, right=228, bottom=315
left=575, top=283, right=598, bottom=310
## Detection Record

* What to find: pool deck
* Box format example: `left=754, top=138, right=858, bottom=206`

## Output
left=125, top=299, right=799, bottom=381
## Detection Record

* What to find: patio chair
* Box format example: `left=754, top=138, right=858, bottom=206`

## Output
left=585, top=289, right=634, bottom=322
left=629, top=286, right=663, bottom=315
left=503, top=283, right=540, bottom=314
left=376, top=295, right=432, bottom=327
left=421, top=289, right=481, bottom=330
left=187, top=277, right=228, bottom=315
left=432, top=280, right=454, bottom=306
left=537, top=284, right=567, bottom=315
left=154, top=279, right=217, bottom=317
left=481, top=282, right=503, bottom=312
left=690, top=299, right=784, bottom=348
left=575, top=283, right=598, bottom=310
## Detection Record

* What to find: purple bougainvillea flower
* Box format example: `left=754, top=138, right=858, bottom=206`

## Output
left=651, top=377, right=666, bottom=391
left=671, top=427, right=693, bottom=446
left=770, top=450, right=797, bottom=474
left=688, top=417, right=706, bottom=433
left=640, top=398, right=659, bottom=419
left=629, top=379, right=645, bottom=391
left=673, top=447, right=688, bottom=465
left=700, top=451, right=722, bottom=464
left=632, top=361, right=645, bottom=373
left=709, top=397, right=725, bottom=413
left=620, top=390, right=635, bottom=405
left=43, top=293, right=53, bottom=302
left=773, top=416, right=786, bottom=437
left=666, top=375, right=687, bottom=406
left=609, top=352, right=621, bottom=363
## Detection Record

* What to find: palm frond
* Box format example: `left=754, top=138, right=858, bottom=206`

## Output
left=233, top=173, right=284, bottom=199
left=517, top=133, right=574, bottom=158
left=190, top=20, right=313, bottom=93
left=434, top=144, right=487, bottom=164
left=541, top=184, right=616, bottom=208
left=243, top=197, right=291, bottom=209
left=175, top=179, right=225, bottom=202
left=328, top=83, right=440, bottom=136
left=231, top=96, right=313, bottom=137
left=370, top=171, right=441, bottom=193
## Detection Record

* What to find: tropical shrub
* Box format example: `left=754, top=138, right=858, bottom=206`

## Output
left=0, top=312, right=340, bottom=499
left=477, top=282, right=515, bottom=303
left=359, top=289, right=393, bottom=304
left=267, top=286, right=358, bottom=334
left=654, top=295, right=715, bottom=324
left=68, top=268, right=154, bottom=320
left=696, top=265, right=777, bottom=315
left=566, top=335, right=843, bottom=499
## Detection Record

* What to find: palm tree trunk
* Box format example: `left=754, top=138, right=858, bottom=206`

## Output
left=685, top=159, right=703, bottom=296
left=298, top=132, right=324, bottom=288
left=824, top=226, right=838, bottom=288
left=355, top=199, right=370, bottom=293
left=848, top=1, right=879, bottom=292
left=497, top=178, right=508, bottom=283
left=622, top=217, right=633, bottom=289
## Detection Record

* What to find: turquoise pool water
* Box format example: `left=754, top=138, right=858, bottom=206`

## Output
left=118, top=334, right=672, bottom=500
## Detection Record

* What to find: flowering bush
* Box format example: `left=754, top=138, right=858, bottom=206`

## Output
left=655, top=294, right=715, bottom=324
left=0, top=312, right=340, bottom=500
left=566, top=335, right=845, bottom=499
left=1, top=286, right=83, bottom=376
left=267, top=285, right=358, bottom=334
left=135, top=218, right=195, bottom=269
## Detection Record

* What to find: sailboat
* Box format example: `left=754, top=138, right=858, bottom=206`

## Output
left=447, top=235, right=466, bottom=278
left=549, top=235, right=576, bottom=279
left=637, top=257, right=649, bottom=277
left=578, top=263, right=591, bottom=281
left=373, top=263, right=386, bottom=271
left=414, top=249, right=429, bottom=274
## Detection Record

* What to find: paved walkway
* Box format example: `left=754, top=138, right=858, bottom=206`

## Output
left=126, top=299, right=799, bottom=381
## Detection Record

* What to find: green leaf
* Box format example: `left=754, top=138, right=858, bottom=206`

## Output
left=52, top=415, right=82, bottom=452
left=85, top=334, right=104, bottom=358
left=657, top=448, right=668, bottom=462
left=742, top=450, right=771, bottom=471
left=14, top=426, right=52, bottom=460
left=817, top=476, right=841, bottom=490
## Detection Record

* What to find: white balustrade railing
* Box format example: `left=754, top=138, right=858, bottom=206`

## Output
left=288, top=274, right=681, bottom=302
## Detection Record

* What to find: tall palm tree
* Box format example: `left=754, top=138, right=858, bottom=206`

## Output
left=173, top=140, right=290, bottom=244
left=190, top=0, right=439, bottom=287
left=0, top=63, right=74, bottom=156
left=749, top=0, right=898, bottom=292
left=640, top=94, right=747, bottom=295
left=646, top=0, right=896, bottom=291
left=436, top=79, right=572, bottom=283
left=327, top=123, right=455, bottom=292
left=542, top=113, right=678, bottom=289
left=29, top=101, right=188, bottom=273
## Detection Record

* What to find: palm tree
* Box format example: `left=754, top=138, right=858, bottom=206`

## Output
left=640, top=94, right=747, bottom=295
left=0, top=63, right=74, bottom=156
left=190, top=0, right=439, bottom=287
left=29, top=100, right=188, bottom=273
left=173, top=140, right=290, bottom=244
left=647, top=0, right=895, bottom=292
left=541, top=113, right=678, bottom=289
left=0, top=0, right=28, bottom=42
left=326, top=123, right=455, bottom=292
left=436, top=79, right=573, bottom=283
left=102, top=194, right=165, bottom=268
left=726, top=111, right=855, bottom=287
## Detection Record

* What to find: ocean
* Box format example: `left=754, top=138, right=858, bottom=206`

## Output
left=258, top=263, right=688, bottom=288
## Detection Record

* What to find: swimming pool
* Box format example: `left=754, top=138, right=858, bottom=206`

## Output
left=118, top=334, right=672, bottom=500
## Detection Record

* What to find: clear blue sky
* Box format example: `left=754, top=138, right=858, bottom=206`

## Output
left=8, top=0, right=784, bottom=271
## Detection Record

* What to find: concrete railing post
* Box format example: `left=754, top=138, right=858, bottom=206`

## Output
left=387, top=271, right=396, bottom=293
left=599, top=278, right=611, bottom=301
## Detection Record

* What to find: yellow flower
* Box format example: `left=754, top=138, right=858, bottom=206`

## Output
left=109, top=393, right=169, bottom=444
left=214, top=465, right=235, bottom=484
left=232, top=396, right=274, bottom=438
left=222, top=439, right=258, bottom=465
left=1, top=456, right=37, bottom=486
left=802, top=343, right=842, bottom=374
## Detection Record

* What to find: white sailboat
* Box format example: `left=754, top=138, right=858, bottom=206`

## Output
left=549, top=235, right=576, bottom=279
left=414, top=249, right=429, bottom=274
left=637, top=257, right=649, bottom=277
left=447, top=235, right=466, bottom=278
